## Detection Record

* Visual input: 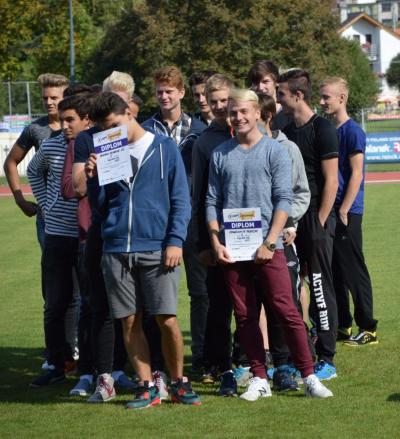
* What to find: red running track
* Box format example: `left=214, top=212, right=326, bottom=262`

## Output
left=0, top=172, right=399, bottom=197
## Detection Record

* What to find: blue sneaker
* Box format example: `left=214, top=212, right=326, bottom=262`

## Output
left=314, top=361, right=337, bottom=381
left=126, top=381, right=161, bottom=410
left=171, top=378, right=201, bottom=405
left=273, top=365, right=300, bottom=391
left=219, top=371, right=238, bottom=397
left=233, top=366, right=252, bottom=387
left=113, top=371, right=137, bottom=391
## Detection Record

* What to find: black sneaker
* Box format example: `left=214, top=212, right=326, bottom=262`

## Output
left=337, top=327, right=352, bottom=341
left=344, top=330, right=378, bottom=346
left=219, top=370, right=238, bottom=397
left=273, top=365, right=300, bottom=392
left=30, top=369, right=65, bottom=388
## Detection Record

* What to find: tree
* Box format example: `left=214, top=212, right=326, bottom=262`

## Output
left=86, top=0, right=378, bottom=112
left=386, top=53, right=400, bottom=92
left=0, top=0, right=100, bottom=81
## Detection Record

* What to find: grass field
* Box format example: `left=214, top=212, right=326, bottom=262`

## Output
left=365, top=119, right=400, bottom=133
left=1, top=186, right=400, bottom=439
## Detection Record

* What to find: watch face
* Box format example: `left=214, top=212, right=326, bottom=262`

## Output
left=269, top=243, right=276, bottom=250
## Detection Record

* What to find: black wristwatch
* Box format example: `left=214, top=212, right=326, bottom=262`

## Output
left=262, top=240, right=276, bottom=252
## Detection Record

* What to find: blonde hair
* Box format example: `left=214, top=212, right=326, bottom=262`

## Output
left=320, top=76, right=349, bottom=99
left=229, top=88, right=259, bottom=106
left=37, top=73, right=69, bottom=89
left=205, top=74, right=234, bottom=97
left=103, top=71, right=135, bottom=97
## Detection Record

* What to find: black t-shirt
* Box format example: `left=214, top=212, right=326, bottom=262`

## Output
left=271, top=110, right=292, bottom=132
left=284, top=114, right=339, bottom=209
left=17, top=116, right=61, bottom=152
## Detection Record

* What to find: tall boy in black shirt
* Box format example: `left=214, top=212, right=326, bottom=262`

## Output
left=278, top=69, right=339, bottom=380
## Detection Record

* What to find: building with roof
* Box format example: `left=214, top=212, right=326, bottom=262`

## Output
left=338, top=10, right=400, bottom=99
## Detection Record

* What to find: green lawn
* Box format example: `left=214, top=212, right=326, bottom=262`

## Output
left=365, top=119, right=400, bottom=133
left=1, top=187, right=400, bottom=438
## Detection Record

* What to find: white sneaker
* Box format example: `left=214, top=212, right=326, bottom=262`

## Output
left=303, top=374, right=333, bottom=398
left=69, top=375, right=93, bottom=396
left=153, top=370, right=169, bottom=400
left=239, top=376, right=272, bottom=401
left=87, top=373, right=116, bottom=403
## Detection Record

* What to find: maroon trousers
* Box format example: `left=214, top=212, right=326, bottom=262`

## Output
left=223, top=250, right=314, bottom=378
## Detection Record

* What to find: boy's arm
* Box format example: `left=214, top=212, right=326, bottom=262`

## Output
left=27, top=148, right=48, bottom=211
left=205, top=152, right=232, bottom=264
left=61, top=141, right=82, bottom=199
left=319, top=158, right=339, bottom=226
left=4, top=143, right=37, bottom=216
left=338, top=153, right=363, bottom=225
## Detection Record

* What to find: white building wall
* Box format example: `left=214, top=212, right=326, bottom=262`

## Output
left=0, top=133, right=35, bottom=177
left=341, top=19, right=400, bottom=96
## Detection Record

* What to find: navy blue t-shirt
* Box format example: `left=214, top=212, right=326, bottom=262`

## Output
left=336, top=118, right=365, bottom=214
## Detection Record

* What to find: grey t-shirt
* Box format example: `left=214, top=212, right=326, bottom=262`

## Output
left=16, top=116, right=61, bottom=152
left=206, top=135, right=292, bottom=249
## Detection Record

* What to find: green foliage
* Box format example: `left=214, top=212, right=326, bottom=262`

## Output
left=386, top=53, right=400, bottom=92
left=0, top=0, right=100, bottom=81
left=85, top=0, right=378, bottom=112
left=0, top=0, right=378, bottom=113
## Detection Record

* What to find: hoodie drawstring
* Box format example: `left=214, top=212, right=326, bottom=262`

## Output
left=160, top=143, right=164, bottom=180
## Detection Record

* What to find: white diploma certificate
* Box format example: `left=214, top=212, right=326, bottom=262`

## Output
left=223, top=207, right=263, bottom=262
left=93, top=125, right=132, bottom=186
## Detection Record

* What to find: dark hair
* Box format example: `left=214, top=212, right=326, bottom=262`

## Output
left=278, top=69, right=312, bottom=103
left=257, top=93, right=276, bottom=122
left=131, top=93, right=143, bottom=107
left=247, top=60, right=279, bottom=86
left=63, top=83, right=93, bottom=98
left=188, top=71, right=217, bottom=87
left=90, top=84, right=103, bottom=94
left=58, top=95, right=91, bottom=119
left=90, top=92, right=128, bottom=123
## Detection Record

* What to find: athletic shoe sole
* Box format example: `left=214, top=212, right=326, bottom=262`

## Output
left=171, top=395, right=201, bottom=405
left=344, top=340, right=379, bottom=346
left=126, top=397, right=161, bottom=410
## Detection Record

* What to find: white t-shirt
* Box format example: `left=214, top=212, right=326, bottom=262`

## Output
left=126, top=131, right=155, bottom=182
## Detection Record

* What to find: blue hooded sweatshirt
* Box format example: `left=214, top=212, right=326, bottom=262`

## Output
left=87, top=133, right=191, bottom=253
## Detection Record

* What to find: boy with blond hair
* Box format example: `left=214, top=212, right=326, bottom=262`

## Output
left=320, top=77, right=378, bottom=346
left=206, top=88, right=333, bottom=400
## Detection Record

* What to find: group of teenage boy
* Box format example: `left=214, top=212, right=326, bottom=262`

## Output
left=3, top=59, right=378, bottom=409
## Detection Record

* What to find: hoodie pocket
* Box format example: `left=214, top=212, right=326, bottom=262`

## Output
left=133, top=208, right=167, bottom=240
left=102, top=206, right=129, bottom=240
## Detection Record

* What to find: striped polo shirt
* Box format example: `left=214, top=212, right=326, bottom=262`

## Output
left=28, top=133, right=78, bottom=238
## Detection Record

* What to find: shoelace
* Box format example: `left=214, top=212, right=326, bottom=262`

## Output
left=96, top=376, right=113, bottom=395
left=247, top=377, right=264, bottom=392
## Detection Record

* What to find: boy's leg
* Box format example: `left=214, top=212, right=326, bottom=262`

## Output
left=334, top=213, right=377, bottom=332
left=222, top=262, right=266, bottom=379
left=121, top=313, right=152, bottom=381
left=183, top=226, right=209, bottom=369
left=43, top=235, right=79, bottom=371
left=298, top=211, right=338, bottom=366
left=101, top=252, right=152, bottom=381
left=254, top=250, right=314, bottom=378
